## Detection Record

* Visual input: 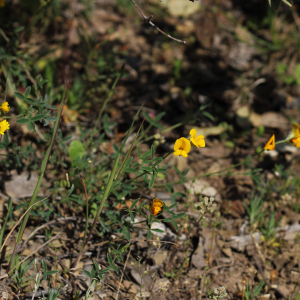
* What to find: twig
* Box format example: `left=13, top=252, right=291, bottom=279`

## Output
left=22, top=216, right=93, bottom=248
left=0, top=197, right=49, bottom=255
left=116, top=245, right=133, bottom=300
left=130, top=0, right=186, bottom=44
left=0, top=232, right=62, bottom=280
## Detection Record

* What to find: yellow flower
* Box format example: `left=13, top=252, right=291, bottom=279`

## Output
left=264, top=134, right=275, bottom=151
left=150, top=198, right=164, bottom=216
left=287, top=123, right=300, bottom=148
left=174, top=137, right=191, bottom=157
left=189, top=128, right=205, bottom=148
left=0, top=120, right=10, bottom=135
left=0, top=0, right=5, bottom=7
left=0, top=102, right=10, bottom=114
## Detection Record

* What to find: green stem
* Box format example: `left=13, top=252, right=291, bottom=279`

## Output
left=158, top=149, right=265, bottom=188
left=79, top=173, right=89, bottom=251
left=1, top=114, right=23, bottom=119
left=6, top=85, right=67, bottom=274
left=138, top=122, right=184, bottom=144
left=72, top=152, right=121, bottom=269
left=122, top=151, right=172, bottom=186
left=0, top=198, right=12, bottom=249
left=88, top=66, right=124, bottom=146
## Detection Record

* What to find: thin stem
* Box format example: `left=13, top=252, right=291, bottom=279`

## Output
left=72, top=151, right=121, bottom=269
left=88, top=69, right=123, bottom=146
left=159, top=149, right=266, bottom=188
left=1, top=114, right=23, bottom=119
left=130, top=0, right=186, bottom=44
left=6, top=75, right=67, bottom=274
left=79, top=172, right=89, bottom=251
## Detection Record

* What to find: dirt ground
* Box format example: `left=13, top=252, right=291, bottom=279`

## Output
left=1, top=0, right=300, bottom=299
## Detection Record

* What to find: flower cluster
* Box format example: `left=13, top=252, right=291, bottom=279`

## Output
left=0, top=102, right=10, bottom=136
left=174, top=128, right=205, bottom=157
left=264, top=123, right=300, bottom=151
left=208, top=286, right=228, bottom=300
left=150, top=198, right=164, bottom=216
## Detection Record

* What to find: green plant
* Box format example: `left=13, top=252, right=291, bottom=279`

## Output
left=244, top=280, right=264, bottom=300
left=261, top=212, right=280, bottom=245
left=42, top=288, right=60, bottom=300
left=244, top=192, right=265, bottom=231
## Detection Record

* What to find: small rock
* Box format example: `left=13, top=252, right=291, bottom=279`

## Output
left=5, top=170, right=48, bottom=202
left=153, top=250, right=168, bottom=265
left=184, top=179, right=217, bottom=197
left=130, top=269, right=152, bottom=289
left=191, top=237, right=207, bottom=269
left=151, top=222, right=166, bottom=238
left=152, top=277, right=170, bottom=292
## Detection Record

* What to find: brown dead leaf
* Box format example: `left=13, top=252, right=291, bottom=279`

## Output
left=221, top=200, right=245, bottom=218
left=260, top=112, right=290, bottom=129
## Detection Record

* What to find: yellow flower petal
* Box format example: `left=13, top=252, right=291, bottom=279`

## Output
left=190, top=129, right=205, bottom=148
left=190, top=128, right=197, bottom=139
left=0, top=102, right=10, bottom=114
left=153, top=198, right=163, bottom=207
left=292, top=123, right=300, bottom=137
left=0, top=120, right=10, bottom=135
left=181, top=150, right=188, bottom=157
left=173, top=138, right=191, bottom=157
left=291, top=136, right=300, bottom=148
left=264, top=134, right=275, bottom=151
left=198, top=140, right=205, bottom=147
left=150, top=198, right=164, bottom=216
left=174, top=139, right=182, bottom=151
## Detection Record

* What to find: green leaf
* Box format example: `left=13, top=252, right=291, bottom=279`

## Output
left=251, top=174, right=261, bottom=184
left=149, top=172, right=155, bottom=189
left=15, top=118, right=29, bottom=124
left=129, top=211, right=135, bottom=222
left=46, top=270, right=59, bottom=276
left=151, top=144, right=154, bottom=160
left=125, top=230, right=130, bottom=242
left=124, top=156, right=133, bottom=169
left=107, top=253, right=113, bottom=265
left=111, top=264, right=118, bottom=273
left=202, top=111, right=214, bottom=121
left=24, top=86, right=31, bottom=98
left=31, top=114, right=47, bottom=122
left=14, top=92, right=24, bottom=100
left=0, top=142, right=6, bottom=149
left=67, top=184, right=75, bottom=196
left=296, top=293, right=300, bottom=300
left=171, top=220, right=178, bottom=232
left=154, top=112, right=165, bottom=122
left=167, top=203, right=178, bottom=211
left=68, top=140, right=85, bottom=163
left=27, top=121, right=35, bottom=132
left=147, top=230, right=152, bottom=240
left=141, top=150, right=151, bottom=160
left=14, top=26, right=24, bottom=33
left=140, top=166, right=152, bottom=172
left=137, top=146, right=141, bottom=158
left=164, top=218, right=171, bottom=222
left=83, top=270, right=91, bottom=278
left=171, top=213, right=185, bottom=220
left=130, top=198, right=140, bottom=211
left=166, top=183, right=174, bottom=193
left=3, top=134, right=8, bottom=145
left=151, top=228, right=164, bottom=233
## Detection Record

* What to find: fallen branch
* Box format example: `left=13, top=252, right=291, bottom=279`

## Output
left=130, top=0, right=186, bottom=44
